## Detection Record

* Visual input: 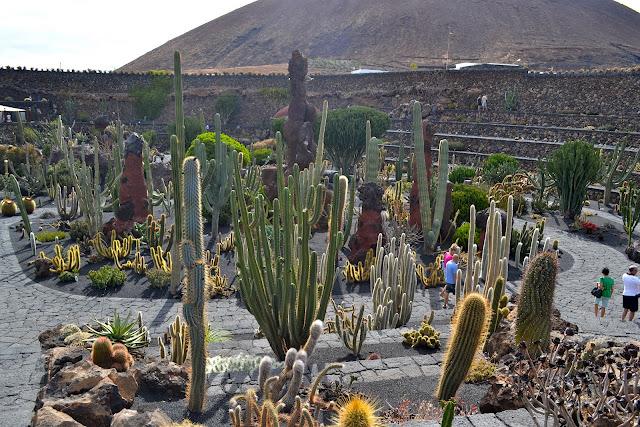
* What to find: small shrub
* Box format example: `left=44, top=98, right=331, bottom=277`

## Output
left=88, top=266, right=126, bottom=289
left=482, top=154, right=520, bottom=184
left=452, top=222, right=480, bottom=251
left=448, top=140, right=465, bottom=152
left=272, top=117, right=285, bottom=135
left=186, top=132, right=250, bottom=165
left=215, top=92, right=240, bottom=124
left=141, top=130, right=157, bottom=146
left=146, top=268, right=171, bottom=288
left=449, top=166, right=476, bottom=184
left=168, top=116, right=204, bottom=146
left=252, top=148, right=273, bottom=165
left=129, top=75, right=172, bottom=120
left=58, top=271, right=78, bottom=283
left=69, top=220, right=91, bottom=242
left=451, top=184, right=489, bottom=225
left=258, top=87, right=289, bottom=103
left=36, top=230, right=68, bottom=242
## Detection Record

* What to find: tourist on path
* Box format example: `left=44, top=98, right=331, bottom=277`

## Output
left=594, top=267, right=614, bottom=318
left=443, top=253, right=459, bottom=309
left=621, top=265, right=640, bottom=321
left=441, top=244, right=459, bottom=301
left=481, top=95, right=488, bottom=111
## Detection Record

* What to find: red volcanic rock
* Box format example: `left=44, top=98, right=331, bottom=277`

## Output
left=105, top=133, right=150, bottom=235
left=409, top=121, right=434, bottom=230
left=283, top=50, right=317, bottom=172
left=261, top=166, right=278, bottom=201
left=348, top=183, right=384, bottom=264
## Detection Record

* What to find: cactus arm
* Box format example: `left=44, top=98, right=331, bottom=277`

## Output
left=413, top=101, right=433, bottom=252
left=432, top=139, right=449, bottom=242
left=8, top=174, right=31, bottom=234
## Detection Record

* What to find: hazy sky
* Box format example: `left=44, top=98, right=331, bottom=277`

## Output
left=2, top=0, right=639, bottom=70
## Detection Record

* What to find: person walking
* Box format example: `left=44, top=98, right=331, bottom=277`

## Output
left=443, top=254, right=459, bottom=309
left=440, top=244, right=459, bottom=299
left=476, top=95, right=482, bottom=113
left=594, top=267, right=614, bottom=318
left=621, top=265, right=640, bottom=321
left=481, top=94, right=488, bottom=111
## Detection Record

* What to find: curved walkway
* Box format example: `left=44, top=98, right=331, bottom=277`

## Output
left=0, top=213, right=637, bottom=425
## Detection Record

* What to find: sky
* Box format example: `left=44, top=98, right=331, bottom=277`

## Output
left=1, top=0, right=639, bottom=71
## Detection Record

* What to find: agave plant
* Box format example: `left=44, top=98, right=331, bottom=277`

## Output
left=86, top=310, right=150, bottom=349
left=206, top=325, right=231, bottom=344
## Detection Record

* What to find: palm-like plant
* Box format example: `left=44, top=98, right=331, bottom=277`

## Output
left=86, top=310, right=150, bottom=349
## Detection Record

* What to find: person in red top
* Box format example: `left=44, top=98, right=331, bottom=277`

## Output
left=441, top=244, right=459, bottom=301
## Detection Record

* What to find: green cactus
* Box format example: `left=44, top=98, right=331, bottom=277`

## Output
left=170, top=52, right=186, bottom=295
left=487, top=276, right=509, bottom=335
left=440, top=400, right=455, bottom=427
left=142, top=137, right=154, bottom=203
left=195, top=113, right=232, bottom=247
left=515, top=251, right=558, bottom=354
left=600, top=139, right=639, bottom=206
left=8, top=174, right=31, bottom=235
left=413, top=102, right=449, bottom=252
left=436, top=293, right=489, bottom=401
left=370, top=233, right=417, bottom=329
left=159, top=315, right=188, bottom=365
left=395, top=143, right=405, bottom=182
left=342, top=174, right=356, bottom=245
left=333, top=302, right=368, bottom=356
left=402, top=311, right=440, bottom=349
left=181, top=156, right=208, bottom=412
left=364, top=121, right=380, bottom=183
left=145, top=214, right=174, bottom=252
left=231, top=150, right=347, bottom=360
left=91, top=336, right=114, bottom=369
left=620, top=182, right=640, bottom=247
left=55, top=185, right=79, bottom=220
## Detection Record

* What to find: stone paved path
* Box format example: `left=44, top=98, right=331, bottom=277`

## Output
left=0, top=212, right=637, bottom=426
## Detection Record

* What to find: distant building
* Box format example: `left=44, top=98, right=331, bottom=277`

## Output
left=453, top=63, right=525, bottom=71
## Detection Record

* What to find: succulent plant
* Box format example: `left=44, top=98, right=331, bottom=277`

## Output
left=402, top=311, right=440, bottom=349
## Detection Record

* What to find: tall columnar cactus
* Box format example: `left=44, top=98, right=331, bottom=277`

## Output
left=181, top=156, right=207, bottom=413
left=142, top=137, right=154, bottom=204
left=395, top=143, right=405, bottom=182
left=487, top=276, right=509, bottom=335
left=55, top=185, right=80, bottom=220
left=413, top=101, right=449, bottom=252
left=195, top=113, right=232, bottom=247
left=170, top=51, right=186, bottom=295
left=231, top=151, right=347, bottom=360
left=515, top=251, right=558, bottom=354
left=436, top=293, right=489, bottom=401
left=364, top=120, right=380, bottom=183
left=370, top=233, right=417, bottom=329
left=8, top=174, right=31, bottom=235
left=600, top=139, right=640, bottom=206
left=342, top=174, right=356, bottom=246
left=620, top=182, right=640, bottom=247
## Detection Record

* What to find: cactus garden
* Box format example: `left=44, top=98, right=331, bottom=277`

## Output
left=3, top=40, right=640, bottom=427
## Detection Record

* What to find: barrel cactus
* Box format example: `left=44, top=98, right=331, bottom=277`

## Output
left=436, top=293, right=489, bottom=401
left=515, top=251, right=558, bottom=354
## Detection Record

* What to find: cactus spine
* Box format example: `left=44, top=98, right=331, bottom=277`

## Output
left=181, top=157, right=207, bottom=412
left=413, top=102, right=449, bottom=252
left=170, top=51, right=186, bottom=295
left=8, top=174, right=31, bottom=234
left=436, top=293, right=489, bottom=401
left=370, top=233, right=417, bottom=329
left=515, top=251, right=558, bottom=354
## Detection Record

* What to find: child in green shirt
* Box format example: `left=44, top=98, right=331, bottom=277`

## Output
left=594, top=267, right=614, bottom=318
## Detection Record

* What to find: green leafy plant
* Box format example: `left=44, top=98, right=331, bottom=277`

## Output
left=88, top=265, right=126, bottom=289
left=547, top=140, right=601, bottom=219
left=58, top=270, right=78, bottom=283
left=453, top=222, right=479, bottom=251
left=272, top=117, right=285, bottom=135
left=451, top=184, right=489, bottom=225
left=205, top=325, right=231, bottom=344
left=129, top=75, right=172, bottom=120
left=35, top=230, right=67, bottom=242
left=252, top=148, right=273, bottom=165
left=186, top=131, right=250, bottom=165
left=141, top=130, right=157, bottom=147
left=169, top=116, right=204, bottom=147
left=146, top=268, right=171, bottom=288
left=69, top=220, right=91, bottom=242
left=215, top=92, right=240, bottom=124
left=482, top=154, right=520, bottom=184
left=86, top=310, right=150, bottom=349
left=319, top=106, right=390, bottom=173
left=449, top=166, right=476, bottom=184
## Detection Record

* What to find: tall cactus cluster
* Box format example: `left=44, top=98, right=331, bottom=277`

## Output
left=619, top=182, right=640, bottom=247
left=364, top=120, right=380, bottom=183
left=231, top=141, right=347, bottom=360
left=142, top=137, right=154, bottom=203
left=413, top=101, right=449, bottom=252
left=180, top=157, right=208, bottom=412
left=436, top=293, right=489, bottom=401
left=193, top=113, right=232, bottom=246
left=57, top=116, right=103, bottom=235
left=7, top=174, right=32, bottom=235
left=600, top=139, right=639, bottom=206
left=170, top=51, right=186, bottom=295
left=515, top=251, right=558, bottom=354
left=370, top=233, right=417, bottom=329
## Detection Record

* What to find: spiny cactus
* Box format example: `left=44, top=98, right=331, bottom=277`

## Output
left=142, top=137, right=154, bottom=203
left=364, top=121, right=380, bottom=183
left=515, top=251, right=558, bottom=354
left=144, top=214, right=174, bottom=252
left=111, top=343, right=134, bottom=372
left=436, top=293, right=489, bottom=401
left=91, top=337, right=114, bottom=369
left=181, top=156, right=208, bottom=413
left=8, top=174, right=31, bottom=235
left=55, top=185, right=80, bottom=220
left=231, top=149, right=347, bottom=360
left=600, top=139, right=639, bottom=206
left=159, top=315, right=188, bottom=365
left=333, top=302, right=368, bottom=356
left=413, top=101, right=449, bottom=252
left=370, top=233, right=417, bottom=329
left=487, top=276, right=509, bottom=335
left=170, top=51, right=186, bottom=295
left=620, top=182, right=640, bottom=247
left=402, top=311, right=440, bottom=349
left=333, top=395, right=380, bottom=427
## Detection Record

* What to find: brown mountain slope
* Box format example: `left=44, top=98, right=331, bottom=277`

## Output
left=120, top=0, right=640, bottom=72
